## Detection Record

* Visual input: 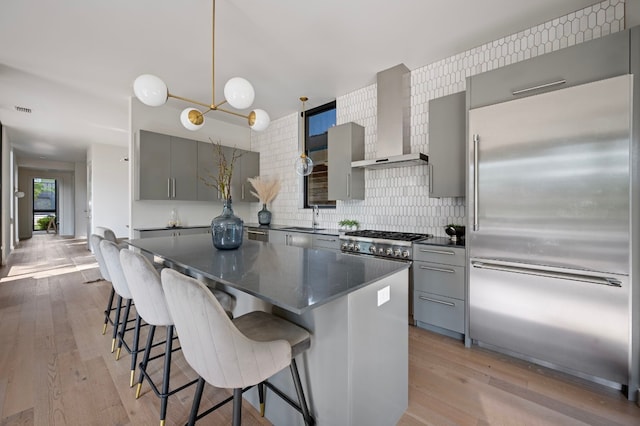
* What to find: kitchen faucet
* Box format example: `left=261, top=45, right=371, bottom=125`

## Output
left=312, top=205, right=319, bottom=230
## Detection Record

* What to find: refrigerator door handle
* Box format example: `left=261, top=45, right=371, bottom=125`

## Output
left=473, top=134, right=479, bottom=231
left=471, top=261, right=622, bottom=287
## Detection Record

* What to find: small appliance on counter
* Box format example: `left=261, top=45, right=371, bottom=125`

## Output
left=444, top=224, right=465, bottom=242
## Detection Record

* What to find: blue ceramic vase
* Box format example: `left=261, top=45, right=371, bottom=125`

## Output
left=211, top=198, right=244, bottom=250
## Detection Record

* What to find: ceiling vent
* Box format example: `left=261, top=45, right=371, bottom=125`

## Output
left=15, top=106, right=32, bottom=113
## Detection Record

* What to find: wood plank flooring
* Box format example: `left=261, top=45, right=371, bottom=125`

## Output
left=1, top=234, right=639, bottom=425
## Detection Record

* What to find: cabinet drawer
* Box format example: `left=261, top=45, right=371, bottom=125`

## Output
left=413, top=261, right=464, bottom=299
left=313, top=235, right=340, bottom=251
left=413, top=245, right=465, bottom=266
left=414, top=291, right=464, bottom=333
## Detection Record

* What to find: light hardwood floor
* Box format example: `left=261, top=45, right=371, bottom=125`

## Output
left=1, top=234, right=639, bottom=426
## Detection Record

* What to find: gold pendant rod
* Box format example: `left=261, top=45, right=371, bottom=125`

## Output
left=212, top=0, right=216, bottom=107
left=216, top=107, right=249, bottom=119
left=168, top=93, right=211, bottom=109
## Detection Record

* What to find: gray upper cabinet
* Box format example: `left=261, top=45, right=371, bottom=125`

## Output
left=139, top=130, right=197, bottom=201
left=328, top=122, right=365, bottom=200
left=229, top=148, right=260, bottom=202
left=468, top=29, right=629, bottom=109
left=197, top=141, right=221, bottom=201
left=428, top=91, right=465, bottom=198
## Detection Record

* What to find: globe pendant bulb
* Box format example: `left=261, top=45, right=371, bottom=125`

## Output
left=224, top=77, right=255, bottom=110
left=249, top=109, right=270, bottom=131
left=180, top=108, right=205, bottom=131
left=133, top=74, right=168, bottom=107
left=295, top=155, right=314, bottom=176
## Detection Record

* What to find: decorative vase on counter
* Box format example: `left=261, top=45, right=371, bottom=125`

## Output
left=257, top=204, right=272, bottom=225
left=211, top=198, right=244, bottom=250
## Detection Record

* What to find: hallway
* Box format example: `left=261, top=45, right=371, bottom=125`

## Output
left=1, top=235, right=639, bottom=425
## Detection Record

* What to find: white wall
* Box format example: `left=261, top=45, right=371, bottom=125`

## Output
left=1, top=125, right=11, bottom=265
left=129, top=98, right=255, bottom=236
left=88, top=143, right=128, bottom=238
left=251, top=0, right=626, bottom=237
left=74, top=160, right=87, bottom=238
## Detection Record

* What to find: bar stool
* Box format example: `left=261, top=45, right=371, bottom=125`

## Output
left=100, top=239, right=137, bottom=359
left=90, top=234, right=118, bottom=335
left=120, top=249, right=198, bottom=426
left=161, top=268, right=314, bottom=426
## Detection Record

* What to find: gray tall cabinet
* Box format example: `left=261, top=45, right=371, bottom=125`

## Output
left=328, top=122, right=365, bottom=200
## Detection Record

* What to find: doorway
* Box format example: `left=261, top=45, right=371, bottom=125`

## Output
left=32, top=177, right=57, bottom=232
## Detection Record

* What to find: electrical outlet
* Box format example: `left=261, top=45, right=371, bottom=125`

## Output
left=377, top=286, right=390, bottom=306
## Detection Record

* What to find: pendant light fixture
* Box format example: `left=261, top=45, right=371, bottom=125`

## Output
left=133, top=0, right=270, bottom=132
left=295, top=96, right=314, bottom=176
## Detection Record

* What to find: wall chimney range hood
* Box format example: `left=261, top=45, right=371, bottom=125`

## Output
left=351, top=64, right=428, bottom=169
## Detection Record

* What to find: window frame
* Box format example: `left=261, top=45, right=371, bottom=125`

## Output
left=303, top=100, right=336, bottom=209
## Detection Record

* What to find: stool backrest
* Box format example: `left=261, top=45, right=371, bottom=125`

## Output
left=120, top=249, right=172, bottom=327
left=100, top=240, right=132, bottom=299
left=90, top=234, right=110, bottom=281
left=95, top=226, right=117, bottom=242
left=161, top=268, right=290, bottom=389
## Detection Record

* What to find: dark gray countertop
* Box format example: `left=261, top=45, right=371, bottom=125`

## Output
left=127, top=234, right=408, bottom=314
left=415, top=236, right=466, bottom=248
left=134, top=225, right=210, bottom=231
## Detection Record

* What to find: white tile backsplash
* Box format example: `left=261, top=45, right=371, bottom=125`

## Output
left=250, top=0, right=625, bottom=237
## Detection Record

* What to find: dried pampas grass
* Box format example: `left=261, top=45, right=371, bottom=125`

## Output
left=247, top=176, right=281, bottom=205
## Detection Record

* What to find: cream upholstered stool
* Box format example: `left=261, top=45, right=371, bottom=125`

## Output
left=161, top=268, right=314, bottom=426
left=100, top=239, right=138, bottom=360
left=120, top=249, right=199, bottom=426
left=90, top=234, right=119, bottom=335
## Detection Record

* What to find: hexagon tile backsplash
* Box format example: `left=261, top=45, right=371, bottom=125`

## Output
left=251, top=0, right=626, bottom=237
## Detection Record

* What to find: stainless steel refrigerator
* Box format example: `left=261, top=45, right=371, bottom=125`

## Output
left=468, top=74, right=633, bottom=388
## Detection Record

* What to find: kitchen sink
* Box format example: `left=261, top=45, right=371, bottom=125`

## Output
left=280, top=226, right=325, bottom=232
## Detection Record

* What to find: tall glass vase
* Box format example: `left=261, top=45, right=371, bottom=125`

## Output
left=211, top=198, right=244, bottom=250
left=257, top=203, right=272, bottom=225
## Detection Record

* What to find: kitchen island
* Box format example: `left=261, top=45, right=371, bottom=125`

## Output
left=127, top=234, right=409, bottom=426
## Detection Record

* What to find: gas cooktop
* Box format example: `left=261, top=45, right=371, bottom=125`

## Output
left=343, top=230, right=432, bottom=242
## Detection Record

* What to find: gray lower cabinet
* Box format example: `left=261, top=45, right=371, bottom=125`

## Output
left=413, top=245, right=466, bottom=335
left=312, top=234, right=341, bottom=251
left=468, top=29, right=629, bottom=109
left=135, top=226, right=211, bottom=239
left=428, top=91, right=465, bottom=198
left=328, top=122, right=365, bottom=200
left=139, top=130, right=198, bottom=201
left=269, top=230, right=313, bottom=248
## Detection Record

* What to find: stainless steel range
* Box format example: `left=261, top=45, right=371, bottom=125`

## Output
left=340, top=230, right=432, bottom=261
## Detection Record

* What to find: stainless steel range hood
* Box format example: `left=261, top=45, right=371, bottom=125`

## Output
left=351, top=64, right=428, bottom=169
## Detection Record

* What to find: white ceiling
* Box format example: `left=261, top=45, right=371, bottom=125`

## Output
left=0, top=0, right=601, bottom=164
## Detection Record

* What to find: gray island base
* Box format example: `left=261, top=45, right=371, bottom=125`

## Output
left=127, top=234, right=409, bottom=426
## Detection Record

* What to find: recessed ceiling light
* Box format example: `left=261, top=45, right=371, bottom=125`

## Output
left=15, top=106, right=32, bottom=113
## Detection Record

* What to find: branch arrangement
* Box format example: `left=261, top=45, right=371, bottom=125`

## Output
left=247, top=175, right=281, bottom=205
left=200, top=139, right=243, bottom=201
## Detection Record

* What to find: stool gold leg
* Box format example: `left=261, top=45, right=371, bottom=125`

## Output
left=160, top=420, right=165, bottom=426
left=115, top=347, right=122, bottom=360
left=260, top=402, right=265, bottom=417
left=135, top=383, right=142, bottom=399
left=130, top=370, right=135, bottom=387
left=111, top=338, right=116, bottom=353
left=102, top=323, right=107, bottom=335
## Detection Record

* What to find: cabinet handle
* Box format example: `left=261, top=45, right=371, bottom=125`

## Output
left=172, top=178, right=176, bottom=198
left=419, top=248, right=456, bottom=256
left=242, top=184, right=245, bottom=199
left=167, top=178, right=172, bottom=199
left=347, top=173, right=351, bottom=198
left=473, top=134, right=479, bottom=231
left=512, top=79, right=566, bottom=95
left=419, top=265, right=455, bottom=274
left=247, top=230, right=267, bottom=236
left=429, top=164, right=433, bottom=196
left=419, top=296, right=455, bottom=307
left=316, top=237, right=336, bottom=242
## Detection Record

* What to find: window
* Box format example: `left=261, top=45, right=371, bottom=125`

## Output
left=33, top=178, right=57, bottom=231
left=304, top=101, right=336, bottom=208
